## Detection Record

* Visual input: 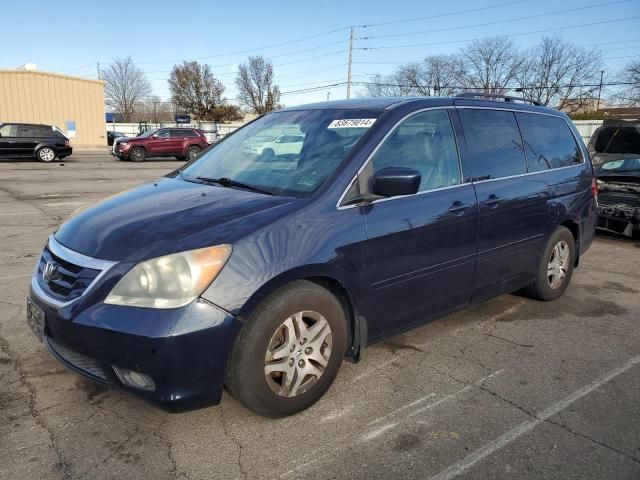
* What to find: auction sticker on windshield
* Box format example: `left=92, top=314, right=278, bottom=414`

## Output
left=327, top=118, right=376, bottom=129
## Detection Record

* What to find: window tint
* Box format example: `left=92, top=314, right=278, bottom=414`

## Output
left=156, top=129, right=171, bottom=138
left=458, top=109, right=527, bottom=180
left=17, top=125, right=41, bottom=137
left=0, top=124, right=18, bottom=137
left=171, top=129, right=197, bottom=138
left=371, top=109, right=461, bottom=192
left=515, top=113, right=582, bottom=171
left=36, top=126, right=58, bottom=137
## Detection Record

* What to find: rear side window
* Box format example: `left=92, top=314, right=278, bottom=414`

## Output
left=171, top=129, right=197, bottom=138
left=17, top=125, right=41, bottom=137
left=371, top=109, right=461, bottom=192
left=516, top=113, right=582, bottom=171
left=458, top=109, right=527, bottom=181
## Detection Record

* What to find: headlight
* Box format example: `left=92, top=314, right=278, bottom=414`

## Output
left=119, top=142, right=129, bottom=146
left=105, top=245, right=231, bottom=308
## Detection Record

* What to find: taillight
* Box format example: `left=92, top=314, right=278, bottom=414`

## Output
left=591, top=177, right=598, bottom=199
left=64, top=140, right=70, bottom=147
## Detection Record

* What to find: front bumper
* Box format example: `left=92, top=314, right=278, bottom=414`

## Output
left=29, top=285, right=243, bottom=411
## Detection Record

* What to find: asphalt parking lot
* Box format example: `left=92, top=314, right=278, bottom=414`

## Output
left=1, top=152, right=639, bottom=480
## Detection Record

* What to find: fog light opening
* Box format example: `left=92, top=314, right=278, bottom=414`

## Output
left=113, top=366, right=156, bottom=391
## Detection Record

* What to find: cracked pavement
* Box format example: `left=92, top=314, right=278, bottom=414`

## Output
left=1, top=153, right=639, bottom=480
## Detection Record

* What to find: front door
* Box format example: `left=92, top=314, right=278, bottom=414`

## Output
left=0, top=124, right=19, bottom=157
left=359, top=109, right=478, bottom=340
left=146, top=129, right=174, bottom=156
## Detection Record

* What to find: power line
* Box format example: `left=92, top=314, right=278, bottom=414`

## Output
left=357, top=0, right=630, bottom=41
left=356, top=16, right=640, bottom=50
left=359, top=0, right=531, bottom=28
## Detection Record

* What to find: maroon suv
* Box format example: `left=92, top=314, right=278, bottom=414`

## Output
left=112, top=128, right=209, bottom=162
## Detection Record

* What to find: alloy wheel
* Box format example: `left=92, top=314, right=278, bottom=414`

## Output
left=39, top=148, right=55, bottom=162
left=547, top=240, right=570, bottom=289
left=264, top=310, right=332, bottom=397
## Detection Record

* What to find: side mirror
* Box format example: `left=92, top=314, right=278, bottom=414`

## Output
left=373, top=167, right=421, bottom=197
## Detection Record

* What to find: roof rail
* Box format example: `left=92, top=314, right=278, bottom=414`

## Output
left=456, top=92, right=542, bottom=107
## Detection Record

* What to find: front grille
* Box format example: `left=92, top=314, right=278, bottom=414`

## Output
left=598, top=192, right=640, bottom=208
left=37, top=247, right=101, bottom=301
left=45, top=336, right=108, bottom=381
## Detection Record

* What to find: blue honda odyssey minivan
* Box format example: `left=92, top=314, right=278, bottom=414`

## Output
left=28, top=95, right=597, bottom=417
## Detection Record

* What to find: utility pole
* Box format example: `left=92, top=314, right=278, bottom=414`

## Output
left=327, top=92, right=331, bottom=102
left=347, top=26, right=354, bottom=99
left=597, top=70, right=605, bottom=111
left=97, top=62, right=101, bottom=80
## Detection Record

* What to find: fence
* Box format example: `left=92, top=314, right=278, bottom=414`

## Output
left=105, top=122, right=241, bottom=137
left=106, top=119, right=603, bottom=145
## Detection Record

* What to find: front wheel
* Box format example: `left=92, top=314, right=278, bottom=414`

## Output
left=524, top=226, right=575, bottom=301
left=129, top=147, right=146, bottom=162
left=37, top=147, right=56, bottom=162
left=225, top=280, right=347, bottom=417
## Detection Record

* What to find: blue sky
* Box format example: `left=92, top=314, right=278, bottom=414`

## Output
left=1, top=0, right=638, bottom=107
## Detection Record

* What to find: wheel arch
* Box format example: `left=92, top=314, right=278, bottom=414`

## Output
left=235, top=268, right=366, bottom=363
left=560, top=219, right=580, bottom=267
left=33, top=143, right=57, bottom=159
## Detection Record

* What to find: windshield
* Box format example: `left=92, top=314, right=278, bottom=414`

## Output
left=137, top=129, right=158, bottom=138
left=181, top=109, right=380, bottom=198
left=597, top=158, right=640, bottom=174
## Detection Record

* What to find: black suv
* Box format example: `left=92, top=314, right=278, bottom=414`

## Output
left=0, top=123, right=72, bottom=162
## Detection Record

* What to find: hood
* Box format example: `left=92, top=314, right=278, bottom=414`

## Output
left=54, top=177, right=295, bottom=262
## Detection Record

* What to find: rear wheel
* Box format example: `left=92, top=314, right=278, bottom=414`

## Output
left=226, top=280, right=347, bottom=417
left=37, top=147, right=56, bottom=162
left=187, top=146, right=201, bottom=160
left=524, top=226, right=575, bottom=301
left=129, top=147, right=146, bottom=162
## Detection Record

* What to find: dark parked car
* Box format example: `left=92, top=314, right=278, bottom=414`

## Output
left=596, top=158, right=640, bottom=237
left=107, top=130, right=125, bottom=146
left=588, top=119, right=640, bottom=166
left=28, top=96, right=597, bottom=417
left=0, top=122, right=72, bottom=161
left=112, top=127, right=208, bottom=161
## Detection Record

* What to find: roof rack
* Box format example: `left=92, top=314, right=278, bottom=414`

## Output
left=456, top=93, right=542, bottom=106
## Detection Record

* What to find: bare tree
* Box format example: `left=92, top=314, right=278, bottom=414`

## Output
left=461, top=36, right=524, bottom=94
left=361, top=55, right=466, bottom=97
left=169, top=61, right=241, bottom=122
left=516, top=36, right=603, bottom=113
left=103, top=57, right=152, bottom=122
left=132, top=95, right=174, bottom=123
left=613, top=60, right=640, bottom=106
left=235, top=56, right=281, bottom=114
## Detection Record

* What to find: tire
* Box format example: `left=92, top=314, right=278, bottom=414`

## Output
left=186, top=146, right=201, bottom=160
left=36, top=147, right=56, bottom=163
left=226, top=280, right=347, bottom=417
left=175, top=155, right=186, bottom=161
left=129, top=147, right=146, bottom=162
left=524, top=226, right=576, bottom=301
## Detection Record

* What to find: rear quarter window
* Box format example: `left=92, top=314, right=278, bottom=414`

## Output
left=515, top=113, right=582, bottom=171
left=458, top=109, right=527, bottom=181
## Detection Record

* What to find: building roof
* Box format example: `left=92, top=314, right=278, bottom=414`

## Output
left=0, top=69, right=105, bottom=85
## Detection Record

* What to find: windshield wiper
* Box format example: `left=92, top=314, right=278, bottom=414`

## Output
left=196, top=177, right=273, bottom=195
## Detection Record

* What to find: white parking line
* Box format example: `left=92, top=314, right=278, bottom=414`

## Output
left=429, top=354, right=640, bottom=480
left=0, top=274, right=31, bottom=281
left=0, top=212, right=39, bottom=216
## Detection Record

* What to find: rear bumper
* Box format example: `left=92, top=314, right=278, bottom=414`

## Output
left=57, top=147, right=72, bottom=157
left=30, top=287, right=243, bottom=411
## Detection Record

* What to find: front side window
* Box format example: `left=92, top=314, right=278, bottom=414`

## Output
left=181, top=109, right=379, bottom=198
left=516, top=113, right=582, bottom=171
left=370, top=109, right=461, bottom=192
left=155, top=129, right=171, bottom=139
left=0, top=124, right=17, bottom=137
left=459, top=109, right=527, bottom=181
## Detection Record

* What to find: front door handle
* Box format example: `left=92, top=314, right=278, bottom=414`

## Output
left=448, top=201, right=467, bottom=215
left=485, top=194, right=503, bottom=208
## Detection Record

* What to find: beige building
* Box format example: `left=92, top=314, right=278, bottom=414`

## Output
left=0, top=69, right=106, bottom=147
